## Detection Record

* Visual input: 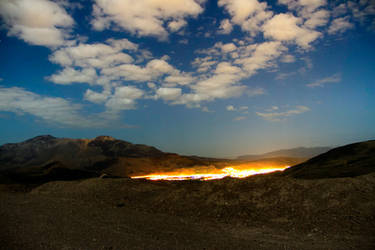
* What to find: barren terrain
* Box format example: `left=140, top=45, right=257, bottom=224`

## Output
left=1, top=137, right=374, bottom=249
left=1, top=172, right=374, bottom=249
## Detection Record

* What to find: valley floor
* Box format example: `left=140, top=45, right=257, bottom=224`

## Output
left=0, top=174, right=374, bottom=249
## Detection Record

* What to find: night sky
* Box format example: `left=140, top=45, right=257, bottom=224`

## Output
left=0, top=0, right=374, bottom=157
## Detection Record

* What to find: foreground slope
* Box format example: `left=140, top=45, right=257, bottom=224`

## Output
left=284, top=140, right=375, bottom=179
left=1, top=173, right=374, bottom=249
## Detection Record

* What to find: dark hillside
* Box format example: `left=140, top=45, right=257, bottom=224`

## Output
left=284, top=140, right=375, bottom=179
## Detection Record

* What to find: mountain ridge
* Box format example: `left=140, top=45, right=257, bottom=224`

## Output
left=237, top=146, right=331, bottom=161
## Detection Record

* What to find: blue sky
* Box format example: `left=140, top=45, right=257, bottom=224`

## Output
left=0, top=0, right=374, bottom=157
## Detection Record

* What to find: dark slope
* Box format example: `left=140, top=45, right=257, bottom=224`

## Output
left=284, top=140, right=375, bottom=179
left=0, top=135, right=214, bottom=183
left=237, top=146, right=331, bottom=161
left=0, top=135, right=164, bottom=170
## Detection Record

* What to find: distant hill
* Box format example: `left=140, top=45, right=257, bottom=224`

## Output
left=283, top=140, right=375, bottom=179
left=237, top=146, right=331, bottom=161
left=0, top=135, right=212, bottom=183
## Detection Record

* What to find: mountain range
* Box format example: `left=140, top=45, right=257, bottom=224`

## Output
left=237, top=146, right=331, bottom=161
left=0, top=135, right=374, bottom=184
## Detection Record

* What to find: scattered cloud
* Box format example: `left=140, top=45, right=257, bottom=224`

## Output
left=256, top=105, right=310, bottom=121
left=304, top=9, right=330, bottom=29
left=262, top=13, right=321, bottom=48
left=306, top=73, right=341, bottom=88
left=280, top=54, right=296, bottom=63
left=218, top=0, right=272, bottom=36
left=247, top=87, right=266, bottom=96
left=328, top=16, right=354, bottom=34
left=218, top=19, right=233, bottom=34
left=275, top=72, right=296, bottom=80
left=49, top=67, right=98, bottom=85
left=234, top=41, right=286, bottom=76
left=168, top=19, right=187, bottom=32
left=84, top=88, right=111, bottom=104
left=156, top=87, right=182, bottom=101
left=0, top=0, right=74, bottom=47
left=91, top=0, right=205, bottom=40
left=226, top=105, right=248, bottom=114
left=0, top=86, right=107, bottom=127
left=0, top=0, right=369, bottom=127
left=105, top=86, right=144, bottom=112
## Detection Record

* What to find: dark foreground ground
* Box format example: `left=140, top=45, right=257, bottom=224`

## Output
left=1, top=173, right=375, bottom=250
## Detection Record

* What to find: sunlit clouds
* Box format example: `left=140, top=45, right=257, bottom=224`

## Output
left=0, top=0, right=74, bottom=47
left=256, top=106, right=310, bottom=122
left=0, top=0, right=374, bottom=153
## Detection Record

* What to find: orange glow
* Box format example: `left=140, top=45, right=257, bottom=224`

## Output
left=131, top=166, right=289, bottom=181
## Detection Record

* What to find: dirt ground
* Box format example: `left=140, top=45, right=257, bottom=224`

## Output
left=1, top=173, right=374, bottom=249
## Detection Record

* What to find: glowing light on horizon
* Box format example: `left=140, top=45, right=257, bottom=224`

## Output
left=131, top=166, right=289, bottom=181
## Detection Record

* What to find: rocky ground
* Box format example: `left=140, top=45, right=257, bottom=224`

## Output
left=1, top=172, right=374, bottom=250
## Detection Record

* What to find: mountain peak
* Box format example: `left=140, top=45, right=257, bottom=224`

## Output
left=25, top=135, right=56, bottom=143
left=93, top=136, right=116, bottom=141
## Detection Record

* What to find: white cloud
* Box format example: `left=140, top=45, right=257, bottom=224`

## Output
left=306, top=73, right=341, bottom=88
left=218, top=19, right=233, bottom=34
left=220, top=43, right=238, bottom=53
left=332, top=3, right=348, bottom=17
left=84, top=88, right=110, bottom=104
left=0, top=86, right=106, bottom=127
left=278, top=0, right=326, bottom=14
left=156, top=87, right=182, bottom=101
left=48, top=39, right=143, bottom=86
left=304, top=9, right=330, bottom=29
left=256, top=105, right=310, bottom=121
left=262, top=13, right=321, bottom=48
left=168, top=19, right=187, bottom=32
left=164, top=74, right=195, bottom=86
left=280, top=54, right=296, bottom=63
left=226, top=104, right=249, bottom=114
left=234, top=41, right=286, bottom=76
left=218, top=0, right=272, bottom=36
left=49, top=39, right=136, bottom=68
left=105, top=86, right=144, bottom=111
left=49, top=38, right=187, bottom=89
left=348, top=0, right=375, bottom=25
left=275, top=72, right=296, bottom=80
left=48, top=67, right=98, bottom=85
left=91, top=0, right=205, bottom=39
left=328, top=16, right=354, bottom=34
left=247, top=87, right=266, bottom=96
left=101, top=59, right=178, bottom=83
left=215, top=62, right=242, bottom=74
left=0, top=0, right=74, bottom=47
